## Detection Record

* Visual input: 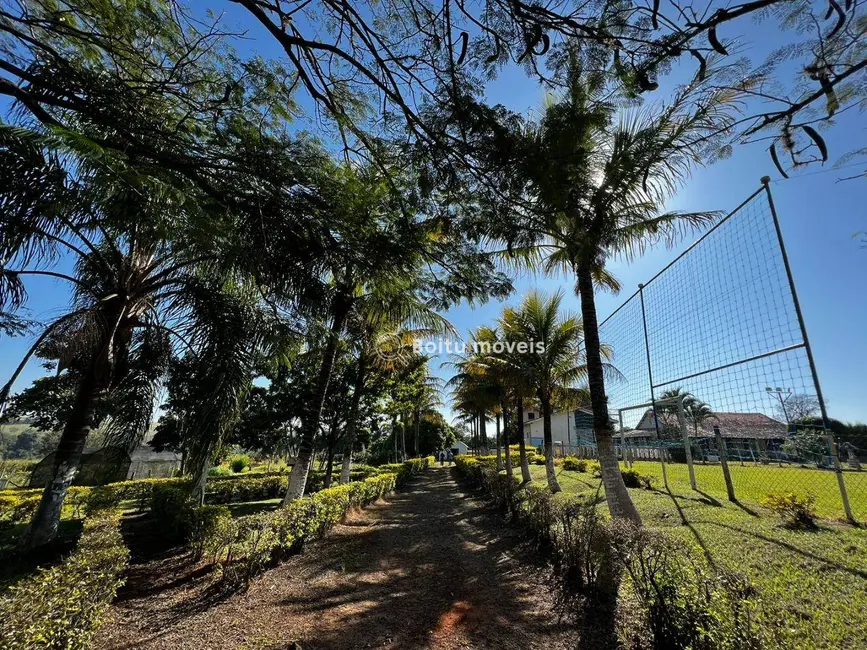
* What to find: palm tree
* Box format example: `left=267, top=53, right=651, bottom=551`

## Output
left=1, top=218, right=264, bottom=549
left=281, top=161, right=461, bottom=502
left=509, top=290, right=597, bottom=493
left=496, top=307, right=535, bottom=483
left=489, top=55, right=735, bottom=521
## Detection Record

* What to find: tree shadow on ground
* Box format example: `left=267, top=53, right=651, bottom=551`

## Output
left=99, top=469, right=595, bottom=650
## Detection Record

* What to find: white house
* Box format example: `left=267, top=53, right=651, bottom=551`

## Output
left=521, top=408, right=596, bottom=450
left=450, top=440, right=469, bottom=456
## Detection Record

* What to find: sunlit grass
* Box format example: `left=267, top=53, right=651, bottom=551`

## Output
left=530, top=464, right=867, bottom=649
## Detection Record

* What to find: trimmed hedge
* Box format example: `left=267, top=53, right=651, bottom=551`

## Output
left=202, top=461, right=432, bottom=586
left=0, top=513, right=129, bottom=650
left=0, top=465, right=398, bottom=523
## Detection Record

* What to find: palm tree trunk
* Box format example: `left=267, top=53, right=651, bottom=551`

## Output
left=576, top=263, right=641, bottom=524
left=502, top=400, right=513, bottom=478
left=478, top=410, right=487, bottom=456
left=414, top=410, right=420, bottom=457
left=323, top=440, right=336, bottom=489
left=283, top=298, right=350, bottom=503
left=400, top=414, right=408, bottom=461
left=541, top=397, right=561, bottom=492
left=22, top=369, right=100, bottom=550
left=516, top=397, right=532, bottom=483
left=339, top=351, right=367, bottom=484
left=495, top=412, right=503, bottom=471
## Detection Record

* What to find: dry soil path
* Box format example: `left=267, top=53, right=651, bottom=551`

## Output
left=98, top=466, right=578, bottom=650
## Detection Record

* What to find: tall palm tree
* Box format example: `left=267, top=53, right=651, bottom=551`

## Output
left=497, top=307, right=535, bottom=483
left=1, top=214, right=264, bottom=549
left=509, top=290, right=596, bottom=493
left=488, top=56, right=734, bottom=522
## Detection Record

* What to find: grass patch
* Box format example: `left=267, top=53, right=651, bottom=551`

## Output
left=626, top=460, right=867, bottom=522
left=530, top=465, right=867, bottom=649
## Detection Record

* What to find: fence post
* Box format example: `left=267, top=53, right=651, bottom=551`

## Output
left=676, top=395, right=697, bottom=490
left=714, top=426, right=736, bottom=502
left=827, top=433, right=855, bottom=523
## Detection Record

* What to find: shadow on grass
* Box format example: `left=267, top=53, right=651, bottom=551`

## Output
left=706, top=520, right=867, bottom=581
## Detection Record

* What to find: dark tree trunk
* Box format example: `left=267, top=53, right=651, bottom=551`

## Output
left=414, top=410, right=420, bottom=457
left=541, top=396, right=562, bottom=492
left=339, top=350, right=367, bottom=484
left=323, top=442, right=336, bottom=489
left=516, top=397, right=532, bottom=483
left=576, top=263, right=641, bottom=523
left=400, top=414, right=408, bottom=461
left=283, top=297, right=350, bottom=503
left=501, top=400, right=513, bottom=478
left=478, top=410, right=487, bottom=455
left=22, top=368, right=99, bottom=550
left=495, top=412, right=503, bottom=471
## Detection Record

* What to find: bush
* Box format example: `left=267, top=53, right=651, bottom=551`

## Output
left=210, top=471, right=402, bottom=586
left=0, top=513, right=129, bottom=650
left=587, top=460, right=602, bottom=477
left=0, top=493, right=40, bottom=530
left=208, top=465, right=232, bottom=477
left=620, top=468, right=642, bottom=488
left=187, top=504, right=233, bottom=560
left=562, top=456, right=588, bottom=472
left=761, top=492, right=818, bottom=529
left=533, top=453, right=547, bottom=465
left=229, top=454, right=251, bottom=473
left=150, top=484, right=195, bottom=540
left=611, top=521, right=789, bottom=649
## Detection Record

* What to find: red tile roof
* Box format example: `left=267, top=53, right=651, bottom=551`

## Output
left=635, top=410, right=786, bottom=440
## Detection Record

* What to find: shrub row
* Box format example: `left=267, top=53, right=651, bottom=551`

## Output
left=454, top=456, right=790, bottom=649
left=0, top=464, right=396, bottom=523
left=179, top=457, right=430, bottom=587
left=0, top=513, right=129, bottom=650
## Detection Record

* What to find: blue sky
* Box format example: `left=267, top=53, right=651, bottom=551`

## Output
left=2, top=5, right=865, bottom=425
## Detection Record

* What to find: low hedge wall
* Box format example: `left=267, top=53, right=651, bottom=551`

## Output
left=188, top=457, right=433, bottom=586
left=0, top=513, right=129, bottom=650
left=0, top=464, right=400, bottom=524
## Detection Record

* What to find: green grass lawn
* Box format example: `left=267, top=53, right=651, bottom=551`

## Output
left=530, top=465, right=867, bottom=650
left=627, top=460, right=867, bottom=522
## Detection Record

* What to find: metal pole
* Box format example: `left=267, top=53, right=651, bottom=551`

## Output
left=714, top=426, right=737, bottom=502
left=677, top=395, right=697, bottom=490
left=761, top=178, right=854, bottom=523
left=638, top=284, right=668, bottom=490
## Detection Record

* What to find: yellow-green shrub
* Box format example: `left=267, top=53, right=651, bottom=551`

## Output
left=213, top=471, right=400, bottom=586
left=0, top=493, right=40, bottom=529
left=0, top=513, right=129, bottom=650
left=761, top=492, right=818, bottom=529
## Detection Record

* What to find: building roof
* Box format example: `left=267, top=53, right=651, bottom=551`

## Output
left=130, top=446, right=181, bottom=462
left=634, top=410, right=787, bottom=440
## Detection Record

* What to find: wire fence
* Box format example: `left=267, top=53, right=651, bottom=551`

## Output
left=591, top=180, right=865, bottom=524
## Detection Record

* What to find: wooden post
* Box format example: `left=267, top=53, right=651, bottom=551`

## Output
left=714, top=426, right=736, bottom=502
left=676, top=396, right=697, bottom=490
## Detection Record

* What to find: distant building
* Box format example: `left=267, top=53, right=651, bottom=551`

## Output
left=630, top=410, right=787, bottom=445
left=522, top=408, right=595, bottom=449
left=450, top=440, right=469, bottom=456
left=30, top=445, right=181, bottom=488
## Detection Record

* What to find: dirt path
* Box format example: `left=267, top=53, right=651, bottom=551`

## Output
left=98, top=467, right=578, bottom=650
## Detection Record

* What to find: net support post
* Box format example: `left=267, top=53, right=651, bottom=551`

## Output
left=762, top=177, right=855, bottom=524
left=827, top=434, right=855, bottom=523
left=714, top=426, right=737, bottom=502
